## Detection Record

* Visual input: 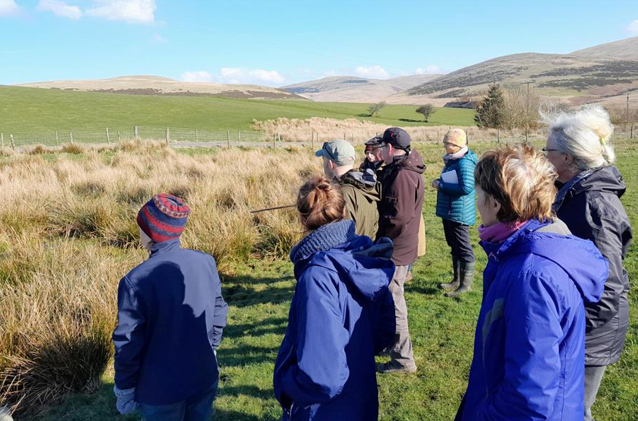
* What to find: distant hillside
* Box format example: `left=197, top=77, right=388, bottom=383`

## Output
left=396, top=38, right=638, bottom=106
left=572, top=36, right=638, bottom=61
left=16, top=75, right=303, bottom=100
left=283, top=74, right=442, bottom=103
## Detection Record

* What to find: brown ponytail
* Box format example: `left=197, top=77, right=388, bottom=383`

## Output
left=297, top=175, right=345, bottom=231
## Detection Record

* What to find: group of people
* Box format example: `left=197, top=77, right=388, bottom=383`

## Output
left=111, top=105, right=631, bottom=421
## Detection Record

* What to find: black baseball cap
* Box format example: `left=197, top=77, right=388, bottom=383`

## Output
left=381, top=127, right=411, bottom=151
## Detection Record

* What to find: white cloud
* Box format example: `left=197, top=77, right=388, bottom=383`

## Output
left=415, top=65, right=442, bottom=74
left=355, top=65, right=390, bottom=79
left=180, top=71, right=213, bottom=83
left=0, top=0, right=20, bottom=17
left=87, top=0, right=155, bottom=24
left=626, top=20, right=638, bottom=33
left=37, top=0, right=81, bottom=20
left=217, top=68, right=285, bottom=85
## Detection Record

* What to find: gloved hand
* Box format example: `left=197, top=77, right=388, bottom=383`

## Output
left=113, top=385, right=139, bottom=415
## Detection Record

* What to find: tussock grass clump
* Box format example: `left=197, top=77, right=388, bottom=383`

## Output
left=60, top=143, right=85, bottom=154
left=0, top=143, right=320, bottom=415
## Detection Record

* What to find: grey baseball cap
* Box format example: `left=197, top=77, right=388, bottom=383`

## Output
left=315, top=140, right=356, bottom=166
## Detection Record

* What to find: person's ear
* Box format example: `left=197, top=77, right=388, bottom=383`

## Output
left=330, top=160, right=336, bottom=170
left=493, top=198, right=502, bottom=215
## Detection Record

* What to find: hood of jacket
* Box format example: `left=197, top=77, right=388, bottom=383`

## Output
left=388, top=149, right=425, bottom=175
left=290, top=220, right=395, bottom=302
left=339, top=169, right=381, bottom=202
left=554, top=166, right=626, bottom=211
left=481, top=219, right=608, bottom=304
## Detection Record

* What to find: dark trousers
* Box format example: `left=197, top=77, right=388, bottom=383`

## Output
left=140, top=380, right=219, bottom=421
left=442, top=219, right=474, bottom=263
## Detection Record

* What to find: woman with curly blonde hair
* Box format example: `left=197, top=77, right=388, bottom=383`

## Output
left=456, top=145, right=608, bottom=421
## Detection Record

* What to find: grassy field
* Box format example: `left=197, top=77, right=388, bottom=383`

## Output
left=0, top=86, right=476, bottom=136
left=1, top=139, right=636, bottom=421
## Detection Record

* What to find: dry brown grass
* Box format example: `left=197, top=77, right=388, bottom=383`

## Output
left=252, top=117, right=545, bottom=143
left=0, top=141, right=319, bottom=416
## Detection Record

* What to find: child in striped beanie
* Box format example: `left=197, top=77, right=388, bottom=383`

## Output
left=136, top=194, right=191, bottom=247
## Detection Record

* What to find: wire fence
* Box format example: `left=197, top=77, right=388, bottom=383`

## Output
left=0, top=127, right=269, bottom=147
left=0, top=124, right=635, bottom=150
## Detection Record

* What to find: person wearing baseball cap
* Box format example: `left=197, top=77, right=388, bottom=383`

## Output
left=376, top=127, right=425, bottom=374
left=361, top=135, right=384, bottom=174
left=113, top=194, right=228, bottom=421
left=316, top=139, right=380, bottom=239
left=432, top=128, right=478, bottom=297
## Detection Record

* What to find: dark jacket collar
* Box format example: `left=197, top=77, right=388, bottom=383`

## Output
left=553, top=166, right=626, bottom=212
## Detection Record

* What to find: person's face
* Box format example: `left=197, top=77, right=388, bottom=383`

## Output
left=380, top=143, right=393, bottom=164
left=140, top=228, right=153, bottom=252
left=444, top=142, right=461, bottom=155
left=476, top=186, right=501, bottom=227
left=365, top=147, right=381, bottom=163
left=543, top=138, right=573, bottom=182
left=322, top=156, right=336, bottom=178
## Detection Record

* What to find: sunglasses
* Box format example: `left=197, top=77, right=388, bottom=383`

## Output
left=541, top=147, right=560, bottom=152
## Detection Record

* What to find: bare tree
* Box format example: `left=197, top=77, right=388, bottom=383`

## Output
left=500, top=83, right=542, bottom=130
left=416, top=104, right=436, bottom=122
left=368, top=101, right=387, bottom=117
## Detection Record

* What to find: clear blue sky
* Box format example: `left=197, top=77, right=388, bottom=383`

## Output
left=1, top=0, right=637, bottom=86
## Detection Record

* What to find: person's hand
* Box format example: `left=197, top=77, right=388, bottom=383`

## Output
left=113, top=385, right=139, bottom=415
left=431, top=179, right=440, bottom=190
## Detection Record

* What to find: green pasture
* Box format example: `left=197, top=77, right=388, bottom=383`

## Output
left=20, top=140, right=638, bottom=421
left=0, top=86, right=475, bottom=136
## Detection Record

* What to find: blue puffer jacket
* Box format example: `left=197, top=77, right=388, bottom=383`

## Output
left=113, top=239, right=228, bottom=405
left=435, top=149, right=477, bottom=226
left=274, top=220, right=396, bottom=421
left=456, top=220, right=608, bottom=421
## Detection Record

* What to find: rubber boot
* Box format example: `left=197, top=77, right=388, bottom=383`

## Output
left=440, top=256, right=460, bottom=291
left=446, top=260, right=475, bottom=297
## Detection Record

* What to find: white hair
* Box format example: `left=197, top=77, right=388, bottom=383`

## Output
left=544, top=105, right=615, bottom=171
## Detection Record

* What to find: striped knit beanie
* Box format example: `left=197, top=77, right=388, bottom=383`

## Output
left=137, top=194, right=191, bottom=243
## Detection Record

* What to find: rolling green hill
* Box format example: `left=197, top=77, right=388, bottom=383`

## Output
left=0, top=86, right=476, bottom=137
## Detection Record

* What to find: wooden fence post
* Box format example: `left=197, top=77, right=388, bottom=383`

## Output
left=631, top=124, right=634, bottom=139
left=134, top=126, right=139, bottom=140
left=238, top=130, right=241, bottom=142
left=10, top=134, right=15, bottom=150
left=70, top=132, right=73, bottom=143
left=165, top=127, right=170, bottom=145
left=55, top=131, right=59, bottom=145
left=497, top=129, right=501, bottom=143
left=106, top=128, right=110, bottom=144
left=195, top=129, right=199, bottom=142
left=227, top=130, right=230, bottom=147
left=1, top=133, right=3, bottom=149
left=311, top=131, right=314, bottom=150
left=117, top=131, right=121, bottom=142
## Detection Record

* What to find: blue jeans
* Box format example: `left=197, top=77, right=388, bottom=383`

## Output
left=139, top=380, right=218, bottom=421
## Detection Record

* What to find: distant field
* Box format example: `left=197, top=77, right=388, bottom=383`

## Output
left=0, top=86, right=476, bottom=137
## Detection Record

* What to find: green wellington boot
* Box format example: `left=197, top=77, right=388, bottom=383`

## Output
left=440, top=256, right=460, bottom=291
left=445, top=260, right=475, bottom=297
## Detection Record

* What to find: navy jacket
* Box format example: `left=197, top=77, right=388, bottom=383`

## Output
left=457, top=220, right=608, bottom=421
left=274, top=220, right=396, bottom=421
left=435, top=149, right=477, bottom=226
left=113, top=239, right=228, bottom=405
left=554, top=166, right=632, bottom=366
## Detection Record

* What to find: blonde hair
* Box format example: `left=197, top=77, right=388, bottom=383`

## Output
left=544, top=105, right=615, bottom=171
left=475, top=144, right=557, bottom=223
left=297, top=175, right=345, bottom=231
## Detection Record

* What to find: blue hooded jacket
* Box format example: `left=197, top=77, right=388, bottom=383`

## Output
left=113, top=239, right=229, bottom=405
left=435, top=149, right=478, bottom=226
left=274, top=220, right=396, bottom=421
left=456, top=220, right=608, bottom=421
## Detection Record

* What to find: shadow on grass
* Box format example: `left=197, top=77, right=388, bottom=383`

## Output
left=222, top=274, right=295, bottom=308
left=398, top=118, right=428, bottom=123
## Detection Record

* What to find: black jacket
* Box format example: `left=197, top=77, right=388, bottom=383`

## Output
left=376, top=150, right=425, bottom=266
left=553, top=166, right=632, bottom=366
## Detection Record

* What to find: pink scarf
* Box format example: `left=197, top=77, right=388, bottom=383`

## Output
left=478, top=220, right=529, bottom=243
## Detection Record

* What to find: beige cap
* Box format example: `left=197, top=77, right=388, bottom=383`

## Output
left=443, top=129, right=467, bottom=147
